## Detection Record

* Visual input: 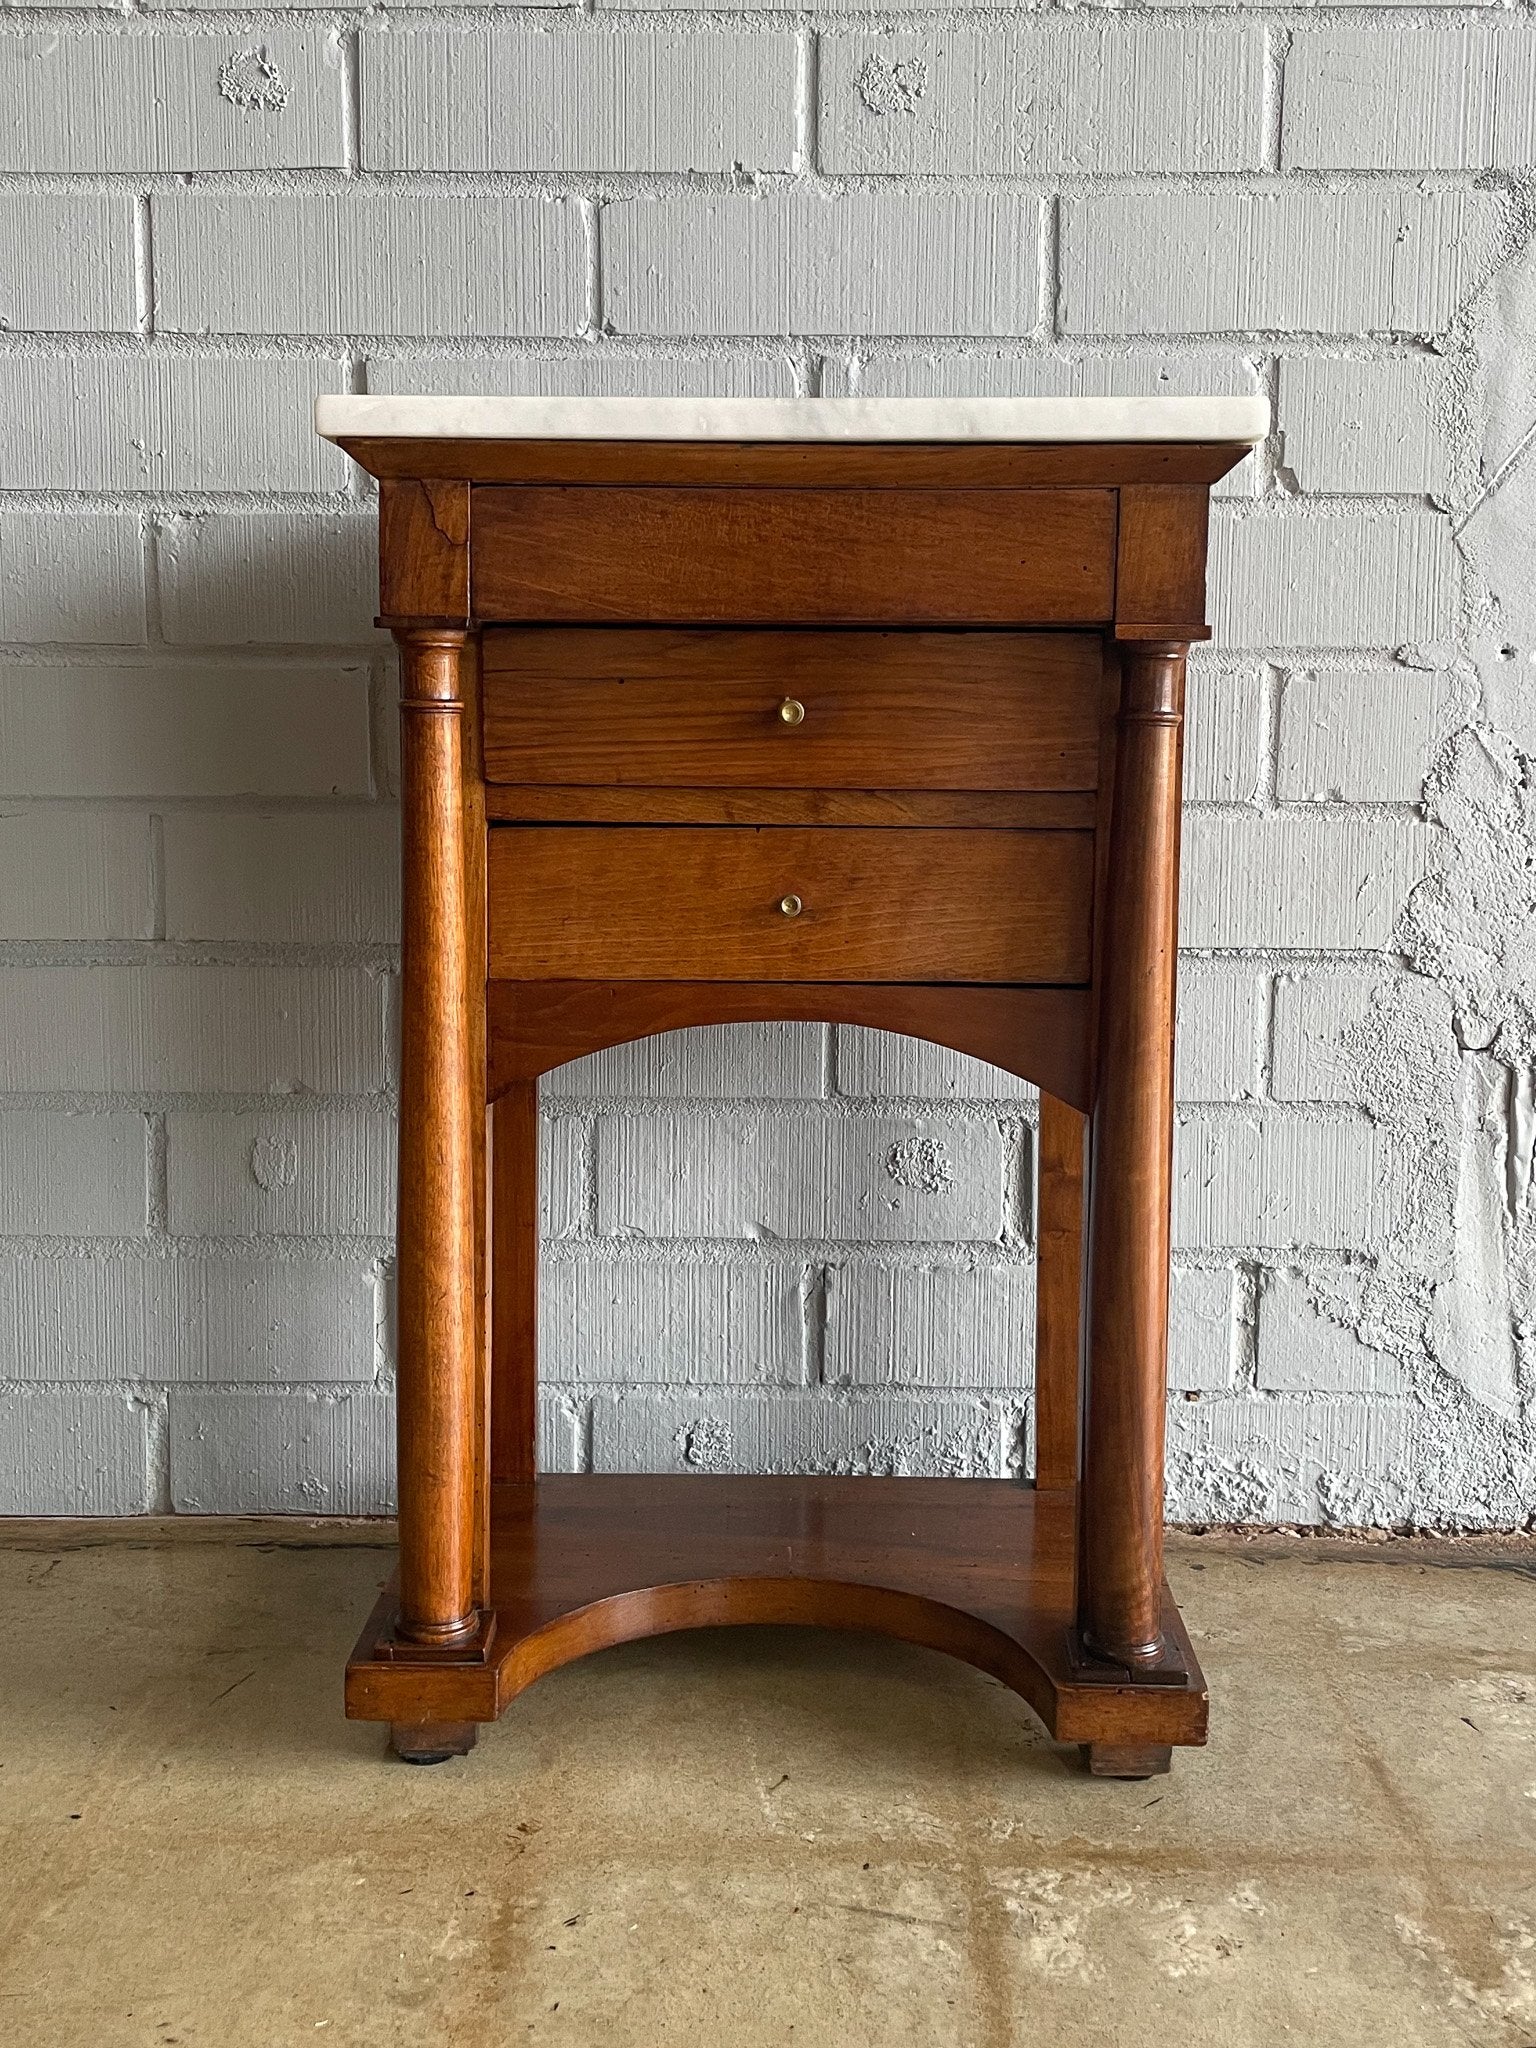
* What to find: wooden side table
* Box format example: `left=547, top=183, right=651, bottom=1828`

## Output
left=318, top=395, right=1266, bottom=1778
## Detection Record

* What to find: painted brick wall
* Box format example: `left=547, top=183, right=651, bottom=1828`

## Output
left=1, top=12, right=1531, bottom=1529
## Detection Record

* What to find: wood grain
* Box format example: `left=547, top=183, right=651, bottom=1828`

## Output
left=344, top=1476, right=1209, bottom=1751
left=393, top=627, right=480, bottom=1649
left=1034, top=1093, right=1086, bottom=1494
left=490, top=1084, right=538, bottom=1486
left=459, top=636, right=491, bottom=1610
left=483, top=787, right=1098, bottom=828
left=481, top=628, right=1102, bottom=790
left=380, top=479, right=470, bottom=622
left=472, top=488, right=1116, bottom=625
left=486, top=826, right=1094, bottom=984
left=339, top=436, right=1252, bottom=490
left=486, top=980, right=1092, bottom=1109
left=360, top=432, right=1223, bottom=1776
left=1078, top=643, right=1186, bottom=1671
left=1114, top=485, right=1211, bottom=642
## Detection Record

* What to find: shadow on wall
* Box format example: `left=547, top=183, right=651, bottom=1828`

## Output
left=152, top=508, right=384, bottom=649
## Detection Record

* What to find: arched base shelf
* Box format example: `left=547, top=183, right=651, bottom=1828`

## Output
left=486, top=982, right=1091, bottom=1111
left=345, top=1477, right=1206, bottom=1771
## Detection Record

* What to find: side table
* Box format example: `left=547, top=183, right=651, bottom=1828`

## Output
left=317, top=394, right=1267, bottom=1777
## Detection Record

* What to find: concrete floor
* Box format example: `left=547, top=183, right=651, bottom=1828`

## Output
left=0, top=1524, right=1531, bottom=2047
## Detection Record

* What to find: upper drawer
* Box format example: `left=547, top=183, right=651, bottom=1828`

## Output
left=481, top=630, right=1102, bottom=792
left=471, top=488, right=1116, bottom=626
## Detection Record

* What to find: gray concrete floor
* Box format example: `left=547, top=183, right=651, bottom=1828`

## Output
left=0, top=1522, right=1531, bottom=2046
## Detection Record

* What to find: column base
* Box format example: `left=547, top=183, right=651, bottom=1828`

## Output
left=1065, top=1624, right=1190, bottom=1687
left=372, top=1609, right=498, bottom=1665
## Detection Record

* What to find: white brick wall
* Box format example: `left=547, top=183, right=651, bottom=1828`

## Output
left=1060, top=190, right=1497, bottom=337
left=604, top=192, right=1040, bottom=336
left=0, top=514, right=145, bottom=642
left=1281, top=27, right=1536, bottom=171
left=0, top=29, right=346, bottom=172
left=0, top=658, right=372, bottom=794
left=818, top=27, right=1265, bottom=175
left=0, top=14, right=1505, bottom=1530
left=154, top=194, right=587, bottom=336
left=0, top=358, right=349, bottom=492
left=361, top=31, right=799, bottom=173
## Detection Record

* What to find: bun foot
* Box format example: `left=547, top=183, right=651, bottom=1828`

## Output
left=391, top=1720, right=479, bottom=1765
left=1083, top=1742, right=1173, bottom=1779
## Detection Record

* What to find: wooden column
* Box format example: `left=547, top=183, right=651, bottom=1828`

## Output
left=490, top=1080, right=540, bottom=1484
left=1033, top=1094, right=1085, bottom=1494
left=394, top=626, right=480, bottom=1648
left=1077, top=640, right=1186, bottom=1670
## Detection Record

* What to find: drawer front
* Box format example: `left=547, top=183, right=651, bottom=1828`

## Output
left=487, top=827, right=1093, bottom=984
left=472, top=488, right=1115, bottom=626
left=482, top=630, right=1102, bottom=793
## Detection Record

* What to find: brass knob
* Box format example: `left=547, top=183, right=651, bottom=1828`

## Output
left=779, top=894, right=803, bottom=918
left=778, top=698, right=806, bottom=726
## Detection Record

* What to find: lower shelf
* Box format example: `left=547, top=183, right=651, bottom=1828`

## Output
left=345, top=1475, right=1207, bottom=1752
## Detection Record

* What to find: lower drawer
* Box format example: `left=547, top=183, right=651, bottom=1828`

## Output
left=487, top=827, right=1093, bottom=984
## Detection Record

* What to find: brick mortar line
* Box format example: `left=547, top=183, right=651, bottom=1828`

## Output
left=546, top=1097, right=1038, bottom=1117
left=538, top=1240, right=1035, bottom=1263
left=0, top=7, right=1530, bottom=24
left=0, top=1236, right=395, bottom=1256
left=0, top=332, right=1459, bottom=357
left=0, top=945, right=399, bottom=970
left=567, top=1101, right=1394, bottom=1124
left=0, top=1379, right=395, bottom=1396
left=0, top=168, right=1524, bottom=194
left=0, top=1093, right=398, bottom=1112
left=0, top=1238, right=1383, bottom=1271
left=0, top=1105, right=1409, bottom=1122
left=0, top=791, right=399, bottom=811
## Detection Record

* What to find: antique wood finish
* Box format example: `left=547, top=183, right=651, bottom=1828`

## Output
left=393, top=627, right=482, bottom=1649
left=380, top=479, right=470, bottom=623
left=339, top=436, right=1249, bottom=489
left=1077, top=642, right=1187, bottom=1672
left=482, top=629, right=1101, bottom=791
left=472, top=488, right=1116, bottom=624
left=1034, top=1093, right=1086, bottom=1495
left=344, top=428, right=1245, bottom=1778
left=345, top=1476, right=1208, bottom=1751
left=460, top=639, right=491, bottom=1609
left=486, top=826, right=1095, bottom=984
left=1115, top=486, right=1212, bottom=643
left=486, top=981, right=1092, bottom=1111
left=489, top=1083, right=539, bottom=1486
left=483, top=788, right=1098, bottom=828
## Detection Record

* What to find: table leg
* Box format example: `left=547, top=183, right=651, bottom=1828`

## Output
left=1034, top=1094, right=1085, bottom=1493
left=393, top=627, right=481, bottom=1649
left=1077, top=641, right=1187, bottom=1671
left=491, top=1080, right=540, bottom=1483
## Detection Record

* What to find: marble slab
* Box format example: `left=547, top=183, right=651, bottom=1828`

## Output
left=315, top=394, right=1269, bottom=446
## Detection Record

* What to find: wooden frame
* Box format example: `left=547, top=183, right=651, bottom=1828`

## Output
left=343, top=439, right=1250, bottom=1778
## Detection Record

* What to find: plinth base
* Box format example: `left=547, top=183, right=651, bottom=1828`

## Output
left=345, top=1476, right=1207, bottom=1763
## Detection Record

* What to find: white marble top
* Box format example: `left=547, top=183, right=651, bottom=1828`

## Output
left=315, top=394, right=1269, bottom=446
